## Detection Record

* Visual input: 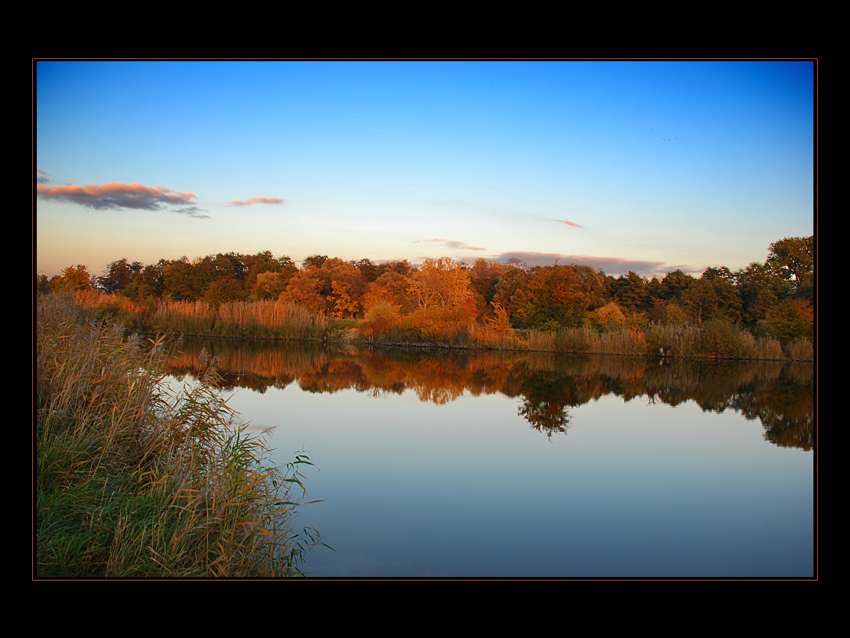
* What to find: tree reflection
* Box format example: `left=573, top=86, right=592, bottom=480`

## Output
left=162, top=339, right=814, bottom=449
left=517, top=371, right=574, bottom=438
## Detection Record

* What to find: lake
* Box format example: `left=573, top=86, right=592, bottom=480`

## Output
left=164, top=338, right=815, bottom=579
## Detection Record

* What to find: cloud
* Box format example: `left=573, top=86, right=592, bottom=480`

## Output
left=554, top=219, right=582, bottom=228
left=491, top=251, right=672, bottom=277
left=229, top=197, right=286, bottom=206
left=173, top=206, right=212, bottom=219
left=414, top=238, right=487, bottom=251
left=37, top=181, right=202, bottom=214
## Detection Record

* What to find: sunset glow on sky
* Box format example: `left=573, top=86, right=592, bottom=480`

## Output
left=35, top=59, right=816, bottom=279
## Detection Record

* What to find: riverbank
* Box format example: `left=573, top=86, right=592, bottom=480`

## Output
left=67, top=291, right=813, bottom=362
left=35, top=295, right=323, bottom=577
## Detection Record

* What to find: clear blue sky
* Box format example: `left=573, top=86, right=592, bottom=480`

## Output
left=35, top=59, right=815, bottom=279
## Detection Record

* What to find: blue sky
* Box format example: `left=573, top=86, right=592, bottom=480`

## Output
left=35, top=59, right=815, bottom=278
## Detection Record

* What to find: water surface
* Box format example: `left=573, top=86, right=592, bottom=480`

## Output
left=165, top=340, right=815, bottom=578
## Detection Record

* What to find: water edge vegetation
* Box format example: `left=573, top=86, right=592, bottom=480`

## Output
left=35, top=294, right=326, bottom=578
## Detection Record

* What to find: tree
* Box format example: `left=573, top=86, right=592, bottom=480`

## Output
left=123, top=260, right=165, bottom=301
left=660, top=269, right=695, bottom=301
left=56, top=264, right=94, bottom=292
left=610, top=271, right=651, bottom=312
left=162, top=258, right=205, bottom=301
left=279, top=271, right=325, bottom=314
left=766, top=236, right=814, bottom=300
left=253, top=271, right=292, bottom=300
left=407, top=257, right=473, bottom=310
left=492, top=267, right=532, bottom=326
left=98, top=258, right=141, bottom=294
left=681, top=273, right=742, bottom=325
left=735, top=261, right=789, bottom=328
left=763, top=298, right=813, bottom=344
left=362, top=271, right=413, bottom=314
left=485, top=301, right=512, bottom=334
left=515, top=264, right=605, bottom=329
left=469, top=259, right=509, bottom=311
left=328, top=280, right=358, bottom=319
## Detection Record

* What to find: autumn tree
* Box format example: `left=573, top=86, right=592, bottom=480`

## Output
left=407, top=257, right=473, bottom=311
left=362, top=270, right=414, bottom=314
left=279, top=270, right=325, bottom=314
left=485, top=301, right=512, bottom=334
left=515, top=264, right=606, bottom=329
left=763, top=298, right=813, bottom=344
left=54, top=264, right=95, bottom=292
left=469, top=259, right=510, bottom=313
left=253, top=271, right=292, bottom=300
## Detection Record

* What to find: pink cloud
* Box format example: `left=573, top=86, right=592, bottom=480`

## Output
left=554, top=219, right=582, bottom=227
left=37, top=182, right=198, bottom=212
left=229, top=197, right=286, bottom=206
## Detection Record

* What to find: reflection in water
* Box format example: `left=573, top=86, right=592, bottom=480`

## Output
left=163, top=339, right=814, bottom=450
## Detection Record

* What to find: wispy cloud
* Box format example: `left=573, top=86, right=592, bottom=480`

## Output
left=491, top=251, right=676, bottom=277
left=414, top=238, right=487, bottom=251
left=36, top=180, right=207, bottom=217
left=554, top=219, right=582, bottom=228
left=228, top=197, right=286, bottom=206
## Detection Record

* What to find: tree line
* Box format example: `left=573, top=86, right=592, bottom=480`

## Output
left=36, top=236, right=814, bottom=345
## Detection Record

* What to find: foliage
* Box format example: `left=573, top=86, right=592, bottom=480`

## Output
left=36, top=294, right=324, bottom=577
left=762, top=298, right=813, bottom=344
left=767, top=236, right=814, bottom=300
left=407, top=257, right=473, bottom=311
left=37, top=236, right=814, bottom=360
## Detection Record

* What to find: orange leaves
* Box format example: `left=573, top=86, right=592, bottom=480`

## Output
left=407, top=257, right=473, bottom=311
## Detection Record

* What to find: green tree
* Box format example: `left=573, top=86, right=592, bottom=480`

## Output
left=162, top=258, right=205, bottom=301
left=98, top=258, right=141, bottom=294
left=660, top=269, right=695, bottom=301
left=610, top=271, right=651, bottom=312
left=735, top=261, right=789, bottom=329
left=681, top=272, right=742, bottom=325
left=766, top=236, right=814, bottom=300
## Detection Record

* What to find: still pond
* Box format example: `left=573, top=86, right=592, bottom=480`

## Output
left=164, top=339, right=815, bottom=579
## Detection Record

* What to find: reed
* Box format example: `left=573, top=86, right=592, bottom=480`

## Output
left=36, top=294, right=323, bottom=578
left=216, top=301, right=328, bottom=340
left=784, top=338, right=813, bottom=362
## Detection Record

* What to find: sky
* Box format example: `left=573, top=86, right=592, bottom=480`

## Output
left=34, top=59, right=816, bottom=279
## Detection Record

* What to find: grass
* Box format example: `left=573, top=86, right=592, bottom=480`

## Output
left=69, top=290, right=812, bottom=361
left=35, top=293, right=324, bottom=578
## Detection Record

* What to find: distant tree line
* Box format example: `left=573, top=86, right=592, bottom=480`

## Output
left=36, top=236, right=814, bottom=345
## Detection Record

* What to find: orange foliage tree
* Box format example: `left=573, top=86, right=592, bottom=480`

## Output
left=407, top=257, right=473, bottom=311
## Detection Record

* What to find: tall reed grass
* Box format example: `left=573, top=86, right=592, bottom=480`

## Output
left=71, top=292, right=329, bottom=342
left=36, top=293, right=323, bottom=577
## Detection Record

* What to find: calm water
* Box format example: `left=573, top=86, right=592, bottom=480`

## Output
left=165, top=339, right=815, bottom=579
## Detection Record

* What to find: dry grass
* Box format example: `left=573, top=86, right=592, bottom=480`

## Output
left=36, top=293, right=324, bottom=578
